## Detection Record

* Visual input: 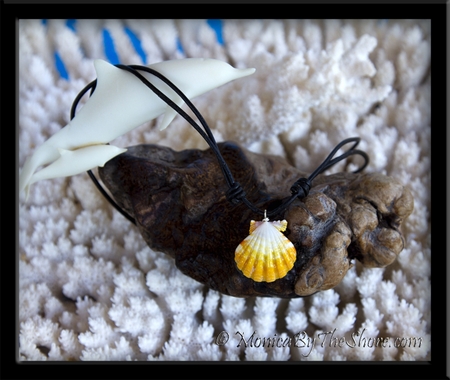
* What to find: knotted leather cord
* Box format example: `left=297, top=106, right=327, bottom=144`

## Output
left=70, top=64, right=369, bottom=224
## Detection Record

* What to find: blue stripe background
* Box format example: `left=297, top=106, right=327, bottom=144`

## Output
left=44, top=19, right=224, bottom=80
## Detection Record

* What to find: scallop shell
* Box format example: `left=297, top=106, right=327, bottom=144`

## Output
left=235, top=218, right=297, bottom=282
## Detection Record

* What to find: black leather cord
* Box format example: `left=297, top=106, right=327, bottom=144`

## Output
left=70, top=64, right=369, bottom=223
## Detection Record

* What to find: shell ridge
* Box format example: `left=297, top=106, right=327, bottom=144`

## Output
left=239, top=231, right=263, bottom=277
left=271, top=230, right=288, bottom=280
left=245, top=222, right=270, bottom=281
left=253, top=226, right=268, bottom=281
left=259, top=222, right=286, bottom=282
left=237, top=236, right=255, bottom=276
left=271, top=223, right=296, bottom=280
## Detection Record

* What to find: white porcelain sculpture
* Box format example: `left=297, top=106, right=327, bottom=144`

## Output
left=19, top=58, right=256, bottom=199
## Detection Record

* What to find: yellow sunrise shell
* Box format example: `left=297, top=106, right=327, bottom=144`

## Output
left=235, top=219, right=297, bottom=282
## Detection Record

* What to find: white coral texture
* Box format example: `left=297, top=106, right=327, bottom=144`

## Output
left=18, top=19, right=430, bottom=361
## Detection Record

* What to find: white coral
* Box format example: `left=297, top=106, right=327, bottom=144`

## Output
left=18, top=19, right=431, bottom=362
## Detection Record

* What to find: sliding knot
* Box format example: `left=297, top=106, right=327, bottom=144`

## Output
left=226, top=182, right=246, bottom=205
left=290, top=178, right=311, bottom=199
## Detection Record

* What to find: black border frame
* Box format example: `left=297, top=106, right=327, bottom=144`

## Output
left=2, top=2, right=446, bottom=379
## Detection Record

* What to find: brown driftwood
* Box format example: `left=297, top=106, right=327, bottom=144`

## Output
left=99, top=142, right=414, bottom=298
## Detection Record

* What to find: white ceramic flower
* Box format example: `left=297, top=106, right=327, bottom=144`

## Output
left=19, top=58, right=255, bottom=199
